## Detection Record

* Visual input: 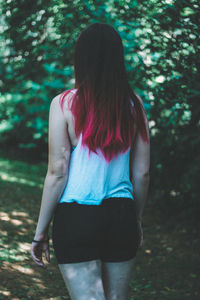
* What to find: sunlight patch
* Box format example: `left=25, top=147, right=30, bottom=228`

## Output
left=18, top=242, right=30, bottom=252
left=145, top=249, right=152, bottom=254
left=0, top=290, right=11, bottom=297
left=11, top=211, right=28, bottom=217
left=11, top=264, right=34, bottom=275
left=0, top=230, right=8, bottom=236
left=0, top=212, right=10, bottom=221
left=17, top=228, right=29, bottom=235
left=10, top=219, right=23, bottom=226
left=0, top=212, right=24, bottom=226
left=0, top=171, right=43, bottom=188
left=1, top=251, right=25, bottom=262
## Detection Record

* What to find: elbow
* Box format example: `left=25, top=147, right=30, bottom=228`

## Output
left=47, top=172, right=68, bottom=180
left=47, top=158, right=70, bottom=179
left=44, top=171, right=68, bottom=189
left=46, top=171, right=68, bottom=182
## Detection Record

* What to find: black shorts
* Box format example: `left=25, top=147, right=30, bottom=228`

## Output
left=52, top=197, right=140, bottom=264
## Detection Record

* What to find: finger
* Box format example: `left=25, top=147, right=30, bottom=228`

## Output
left=45, top=248, right=50, bottom=263
left=33, top=256, right=46, bottom=268
left=30, top=246, right=40, bottom=261
left=31, top=251, right=43, bottom=266
left=31, top=247, right=45, bottom=267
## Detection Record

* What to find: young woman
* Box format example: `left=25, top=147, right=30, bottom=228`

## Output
left=31, top=23, right=150, bottom=300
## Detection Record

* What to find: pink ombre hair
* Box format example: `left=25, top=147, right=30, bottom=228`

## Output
left=59, top=23, right=149, bottom=162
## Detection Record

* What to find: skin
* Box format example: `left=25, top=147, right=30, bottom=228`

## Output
left=30, top=91, right=150, bottom=299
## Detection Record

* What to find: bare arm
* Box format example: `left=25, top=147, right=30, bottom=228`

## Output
left=130, top=98, right=150, bottom=222
left=33, top=95, right=71, bottom=240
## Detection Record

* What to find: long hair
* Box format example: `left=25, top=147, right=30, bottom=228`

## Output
left=60, top=23, right=149, bottom=162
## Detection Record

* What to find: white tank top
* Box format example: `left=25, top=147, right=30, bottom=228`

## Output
left=59, top=89, right=134, bottom=205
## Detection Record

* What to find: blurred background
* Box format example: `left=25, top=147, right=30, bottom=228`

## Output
left=0, top=0, right=199, bottom=299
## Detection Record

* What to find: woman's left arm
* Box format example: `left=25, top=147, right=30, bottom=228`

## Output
left=31, top=95, right=71, bottom=267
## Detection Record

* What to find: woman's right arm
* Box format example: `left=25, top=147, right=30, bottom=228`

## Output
left=130, top=100, right=150, bottom=222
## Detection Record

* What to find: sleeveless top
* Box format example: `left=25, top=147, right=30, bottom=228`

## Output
left=59, top=89, right=134, bottom=205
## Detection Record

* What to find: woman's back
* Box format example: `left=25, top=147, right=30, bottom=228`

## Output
left=59, top=89, right=134, bottom=205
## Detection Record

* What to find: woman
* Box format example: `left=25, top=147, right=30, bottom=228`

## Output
left=31, top=23, right=150, bottom=300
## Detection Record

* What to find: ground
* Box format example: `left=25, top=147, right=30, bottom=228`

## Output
left=0, top=156, right=199, bottom=300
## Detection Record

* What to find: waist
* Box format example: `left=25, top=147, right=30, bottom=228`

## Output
left=59, top=188, right=134, bottom=205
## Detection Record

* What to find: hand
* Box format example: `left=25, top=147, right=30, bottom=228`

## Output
left=137, top=220, right=143, bottom=248
left=31, top=237, right=50, bottom=268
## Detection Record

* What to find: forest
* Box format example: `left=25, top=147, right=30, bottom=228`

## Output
left=0, top=0, right=199, bottom=299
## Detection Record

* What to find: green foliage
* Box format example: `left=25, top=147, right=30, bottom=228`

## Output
left=139, top=0, right=200, bottom=212
left=0, top=0, right=199, bottom=212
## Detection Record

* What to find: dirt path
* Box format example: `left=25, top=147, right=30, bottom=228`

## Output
left=0, top=157, right=199, bottom=299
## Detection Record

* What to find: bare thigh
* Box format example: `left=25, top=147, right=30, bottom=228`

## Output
left=58, top=259, right=106, bottom=300
left=101, top=257, right=136, bottom=300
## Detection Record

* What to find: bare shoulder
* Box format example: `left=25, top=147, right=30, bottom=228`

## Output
left=50, top=91, right=75, bottom=121
left=50, top=94, right=60, bottom=108
left=50, top=91, right=74, bottom=108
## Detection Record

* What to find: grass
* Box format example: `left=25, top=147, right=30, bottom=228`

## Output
left=0, top=155, right=199, bottom=299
